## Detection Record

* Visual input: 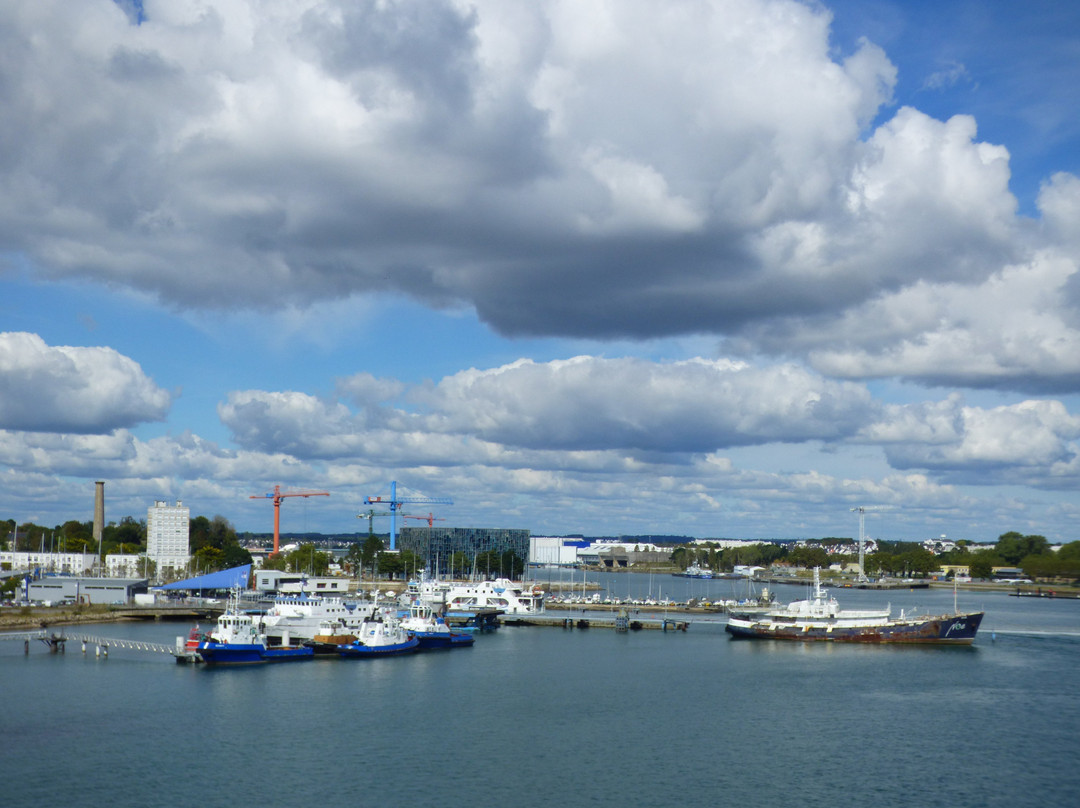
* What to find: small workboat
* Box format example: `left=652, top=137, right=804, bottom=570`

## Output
left=302, top=619, right=359, bottom=656
left=399, top=603, right=475, bottom=649
left=196, top=593, right=314, bottom=664
left=338, top=608, right=419, bottom=658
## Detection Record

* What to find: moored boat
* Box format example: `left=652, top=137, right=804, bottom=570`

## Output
left=674, top=562, right=714, bottom=579
left=437, top=578, right=545, bottom=615
left=338, top=607, right=419, bottom=658
left=302, top=619, right=359, bottom=656
left=260, top=592, right=372, bottom=646
left=399, top=603, right=475, bottom=649
left=725, top=568, right=983, bottom=644
left=196, top=593, right=314, bottom=664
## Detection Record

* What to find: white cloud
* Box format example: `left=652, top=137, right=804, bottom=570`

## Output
left=421, top=356, right=879, bottom=451
left=804, top=249, right=1080, bottom=391
left=0, top=332, right=172, bottom=432
left=865, top=397, right=1080, bottom=478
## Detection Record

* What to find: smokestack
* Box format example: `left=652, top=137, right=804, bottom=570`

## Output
left=93, top=481, right=105, bottom=552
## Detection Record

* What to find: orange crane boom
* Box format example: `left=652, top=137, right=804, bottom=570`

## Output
left=401, top=512, right=445, bottom=527
left=250, top=484, right=329, bottom=554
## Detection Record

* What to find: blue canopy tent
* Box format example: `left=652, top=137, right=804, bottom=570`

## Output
left=155, top=564, right=251, bottom=596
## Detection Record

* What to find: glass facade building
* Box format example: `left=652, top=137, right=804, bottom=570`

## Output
left=397, top=526, right=530, bottom=572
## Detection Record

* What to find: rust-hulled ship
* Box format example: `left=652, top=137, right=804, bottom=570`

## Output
left=725, top=568, right=983, bottom=644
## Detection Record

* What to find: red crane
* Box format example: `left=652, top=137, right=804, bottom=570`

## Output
left=401, top=512, right=446, bottom=527
left=250, top=484, right=329, bottom=554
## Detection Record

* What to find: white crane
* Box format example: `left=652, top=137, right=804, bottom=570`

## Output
left=850, top=505, right=896, bottom=582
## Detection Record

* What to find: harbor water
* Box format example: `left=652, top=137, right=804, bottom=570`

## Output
left=2, top=574, right=1078, bottom=807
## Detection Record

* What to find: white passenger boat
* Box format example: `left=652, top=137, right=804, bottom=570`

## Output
left=411, top=577, right=546, bottom=615
left=260, top=593, right=372, bottom=646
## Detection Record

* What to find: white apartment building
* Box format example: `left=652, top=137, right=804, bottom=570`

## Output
left=147, top=500, right=190, bottom=575
left=0, top=551, right=96, bottom=575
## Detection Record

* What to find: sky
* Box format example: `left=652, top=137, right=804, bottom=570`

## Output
left=3, top=0, right=1080, bottom=544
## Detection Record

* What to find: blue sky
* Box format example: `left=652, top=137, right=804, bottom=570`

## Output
left=3, top=0, right=1080, bottom=544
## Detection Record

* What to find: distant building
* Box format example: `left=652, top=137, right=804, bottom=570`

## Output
left=0, top=551, right=96, bottom=575
left=398, top=527, right=530, bottom=573
left=253, top=570, right=349, bottom=595
left=147, top=500, right=190, bottom=578
left=530, top=537, right=589, bottom=566
left=28, top=576, right=148, bottom=605
left=106, top=553, right=146, bottom=578
left=535, top=539, right=668, bottom=568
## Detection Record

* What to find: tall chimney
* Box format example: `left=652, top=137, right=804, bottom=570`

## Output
left=93, top=481, right=105, bottom=553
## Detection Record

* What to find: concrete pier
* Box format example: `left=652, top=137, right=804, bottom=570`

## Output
left=503, top=612, right=689, bottom=631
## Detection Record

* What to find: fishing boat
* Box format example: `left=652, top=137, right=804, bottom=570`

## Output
left=196, top=596, right=314, bottom=664
left=724, top=568, right=983, bottom=644
left=338, top=608, right=419, bottom=658
left=399, top=602, right=475, bottom=649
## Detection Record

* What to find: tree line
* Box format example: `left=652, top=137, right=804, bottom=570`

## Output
left=259, top=535, right=525, bottom=582
left=670, top=531, right=1080, bottom=582
left=0, top=515, right=253, bottom=575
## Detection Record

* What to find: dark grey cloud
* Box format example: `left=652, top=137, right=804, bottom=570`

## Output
left=1, top=0, right=1079, bottom=394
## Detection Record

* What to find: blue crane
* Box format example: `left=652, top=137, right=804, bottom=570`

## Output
left=364, top=480, right=453, bottom=550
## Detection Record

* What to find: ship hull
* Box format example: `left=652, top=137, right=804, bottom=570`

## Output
left=725, top=612, right=983, bottom=644
left=196, top=642, right=315, bottom=664
left=411, top=631, right=475, bottom=649
left=338, top=638, right=420, bottom=658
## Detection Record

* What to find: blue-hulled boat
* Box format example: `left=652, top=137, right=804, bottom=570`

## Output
left=196, top=598, right=314, bottom=665
left=399, top=603, right=476, bottom=649
left=338, top=608, right=419, bottom=658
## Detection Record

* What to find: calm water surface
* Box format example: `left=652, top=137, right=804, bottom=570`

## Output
left=2, top=577, right=1077, bottom=808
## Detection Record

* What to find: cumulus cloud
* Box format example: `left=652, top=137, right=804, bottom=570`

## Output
left=420, top=356, right=879, bottom=451
left=0, top=332, right=172, bottom=432
left=0, top=0, right=895, bottom=325
left=863, top=397, right=1080, bottom=485
left=795, top=249, right=1080, bottom=392
left=219, top=356, right=880, bottom=458
left=6, top=0, right=1076, bottom=391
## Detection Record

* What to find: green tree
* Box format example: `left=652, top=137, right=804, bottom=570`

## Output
left=58, top=520, right=92, bottom=553
left=969, top=549, right=1003, bottom=580
left=474, top=550, right=524, bottom=578
left=362, top=535, right=384, bottom=578
left=449, top=551, right=470, bottom=577
left=345, top=541, right=365, bottom=578
left=284, top=543, right=332, bottom=575
left=377, top=551, right=404, bottom=579
left=260, top=553, right=289, bottom=572
left=189, top=516, right=212, bottom=552
left=995, top=532, right=1050, bottom=565
left=786, top=545, right=830, bottom=570
left=1059, top=540, right=1080, bottom=562
left=191, top=546, right=226, bottom=573
left=897, top=547, right=938, bottom=577
left=222, top=543, right=253, bottom=569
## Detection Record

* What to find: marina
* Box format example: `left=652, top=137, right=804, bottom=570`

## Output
left=2, top=581, right=1078, bottom=808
